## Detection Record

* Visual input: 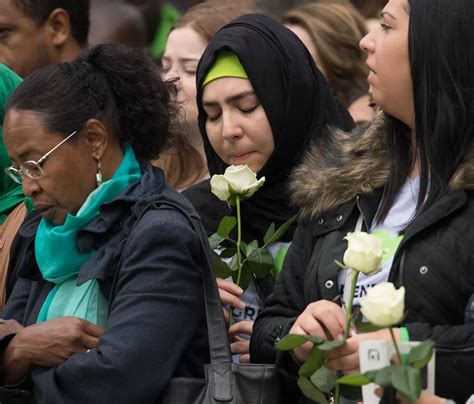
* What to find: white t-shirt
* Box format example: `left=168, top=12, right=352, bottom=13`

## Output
left=338, top=177, right=420, bottom=307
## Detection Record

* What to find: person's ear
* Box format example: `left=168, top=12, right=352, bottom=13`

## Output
left=83, top=119, right=109, bottom=159
left=45, top=8, right=71, bottom=47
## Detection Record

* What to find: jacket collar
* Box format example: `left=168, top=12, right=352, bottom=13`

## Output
left=16, top=163, right=166, bottom=282
left=291, top=112, right=474, bottom=220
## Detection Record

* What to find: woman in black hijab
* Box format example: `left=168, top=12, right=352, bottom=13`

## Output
left=184, top=13, right=354, bottom=363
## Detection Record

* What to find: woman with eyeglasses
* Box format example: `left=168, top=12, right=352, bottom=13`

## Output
left=0, top=44, right=210, bottom=402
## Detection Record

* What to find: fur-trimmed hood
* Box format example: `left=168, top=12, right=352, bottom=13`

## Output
left=291, top=113, right=474, bottom=219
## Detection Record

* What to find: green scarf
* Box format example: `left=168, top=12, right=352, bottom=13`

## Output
left=36, top=144, right=142, bottom=326
left=0, top=64, right=28, bottom=224
left=151, top=3, right=181, bottom=58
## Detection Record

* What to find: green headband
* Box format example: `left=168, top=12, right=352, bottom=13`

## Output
left=202, top=51, right=248, bottom=87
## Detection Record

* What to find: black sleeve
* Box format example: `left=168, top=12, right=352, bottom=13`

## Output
left=27, top=208, right=207, bottom=403
left=250, top=222, right=314, bottom=367
left=404, top=322, right=474, bottom=403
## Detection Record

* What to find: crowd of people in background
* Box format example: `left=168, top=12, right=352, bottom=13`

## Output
left=0, top=0, right=472, bottom=403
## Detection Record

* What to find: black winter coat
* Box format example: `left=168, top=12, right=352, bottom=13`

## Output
left=251, top=116, right=474, bottom=403
left=0, top=164, right=210, bottom=403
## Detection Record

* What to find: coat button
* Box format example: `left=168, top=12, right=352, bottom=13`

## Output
left=419, top=265, right=428, bottom=275
left=318, top=218, right=325, bottom=225
left=336, top=214, right=343, bottom=223
left=324, top=280, right=334, bottom=289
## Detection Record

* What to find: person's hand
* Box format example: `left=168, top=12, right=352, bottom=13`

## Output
left=229, top=320, right=253, bottom=363
left=325, top=328, right=399, bottom=373
left=2, top=317, right=104, bottom=384
left=374, top=388, right=447, bottom=404
left=216, top=278, right=245, bottom=323
left=289, top=300, right=346, bottom=363
left=0, top=319, right=24, bottom=339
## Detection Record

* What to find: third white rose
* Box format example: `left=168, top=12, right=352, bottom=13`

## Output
left=360, top=282, right=405, bottom=327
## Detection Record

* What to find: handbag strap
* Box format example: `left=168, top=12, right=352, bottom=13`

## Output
left=109, top=193, right=234, bottom=401
left=0, top=203, right=27, bottom=310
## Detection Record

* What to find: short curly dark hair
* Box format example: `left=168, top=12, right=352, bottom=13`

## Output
left=6, top=44, right=178, bottom=161
left=12, top=0, right=90, bottom=46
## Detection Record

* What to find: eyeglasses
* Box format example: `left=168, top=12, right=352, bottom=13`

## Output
left=5, top=129, right=80, bottom=184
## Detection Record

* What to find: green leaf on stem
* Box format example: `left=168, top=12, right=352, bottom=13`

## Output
left=367, top=367, right=392, bottom=387
left=311, top=366, right=338, bottom=393
left=263, top=216, right=296, bottom=246
left=406, top=340, right=435, bottom=369
left=229, top=255, right=239, bottom=272
left=337, top=373, right=372, bottom=386
left=317, top=339, right=346, bottom=351
left=239, top=241, right=248, bottom=256
left=297, top=376, right=328, bottom=404
left=298, top=346, right=325, bottom=377
left=217, top=216, right=237, bottom=238
left=209, top=233, right=225, bottom=249
left=211, top=251, right=232, bottom=279
left=263, top=223, right=275, bottom=244
left=276, top=334, right=327, bottom=350
left=247, top=248, right=274, bottom=278
left=275, top=334, right=309, bottom=350
left=243, top=240, right=258, bottom=257
left=220, top=248, right=237, bottom=259
left=232, top=264, right=251, bottom=290
left=391, top=365, right=421, bottom=403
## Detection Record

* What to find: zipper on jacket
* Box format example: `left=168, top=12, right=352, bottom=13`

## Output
left=395, top=251, right=406, bottom=287
left=356, top=195, right=369, bottom=231
left=274, top=325, right=283, bottom=345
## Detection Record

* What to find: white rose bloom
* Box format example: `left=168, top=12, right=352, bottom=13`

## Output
left=210, top=165, right=265, bottom=202
left=210, top=175, right=232, bottom=202
left=360, top=282, right=405, bottom=327
left=343, top=231, right=383, bottom=275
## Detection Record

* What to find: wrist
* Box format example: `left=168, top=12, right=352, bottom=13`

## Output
left=2, top=334, right=32, bottom=385
left=5, top=332, right=31, bottom=368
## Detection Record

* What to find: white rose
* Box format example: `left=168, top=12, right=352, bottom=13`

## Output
left=343, top=231, right=383, bottom=275
left=210, top=165, right=265, bottom=203
left=360, top=282, right=405, bottom=327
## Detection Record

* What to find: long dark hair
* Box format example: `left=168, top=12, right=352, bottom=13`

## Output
left=6, top=44, right=178, bottom=161
left=377, top=0, right=474, bottom=222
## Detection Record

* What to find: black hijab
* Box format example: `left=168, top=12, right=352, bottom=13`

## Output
left=189, top=13, right=354, bottom=242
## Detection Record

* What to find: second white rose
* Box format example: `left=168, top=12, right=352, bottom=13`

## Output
left=360, top=282, right=405, bottom=327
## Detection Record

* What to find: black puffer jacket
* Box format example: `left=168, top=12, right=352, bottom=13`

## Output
left=251, top=115, right=474, bottom=403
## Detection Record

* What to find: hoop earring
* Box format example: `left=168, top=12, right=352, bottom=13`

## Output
left=95, top=155, right=103, bottom=187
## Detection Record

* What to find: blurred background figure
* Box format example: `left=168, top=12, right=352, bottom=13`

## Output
left=256, top=0, right=386, bottom=18
left=351, top=0, right=386, bottom=18
left=155, top=1, right=257, bottom=190
left=283, top=1, right=375, bottom=126
left=89, top=1, right=147, bottom=47
left=0, top=0, right=90, bottom=78
left=0, top=64, right=32, bottom=311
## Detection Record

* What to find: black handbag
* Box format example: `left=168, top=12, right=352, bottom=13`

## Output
left=154, top=197, right=299, bottom=404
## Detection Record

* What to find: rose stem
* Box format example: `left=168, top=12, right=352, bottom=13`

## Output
left=230, top=195, right=243, bottom=326
left=389, top=328, right=402, bottom=364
